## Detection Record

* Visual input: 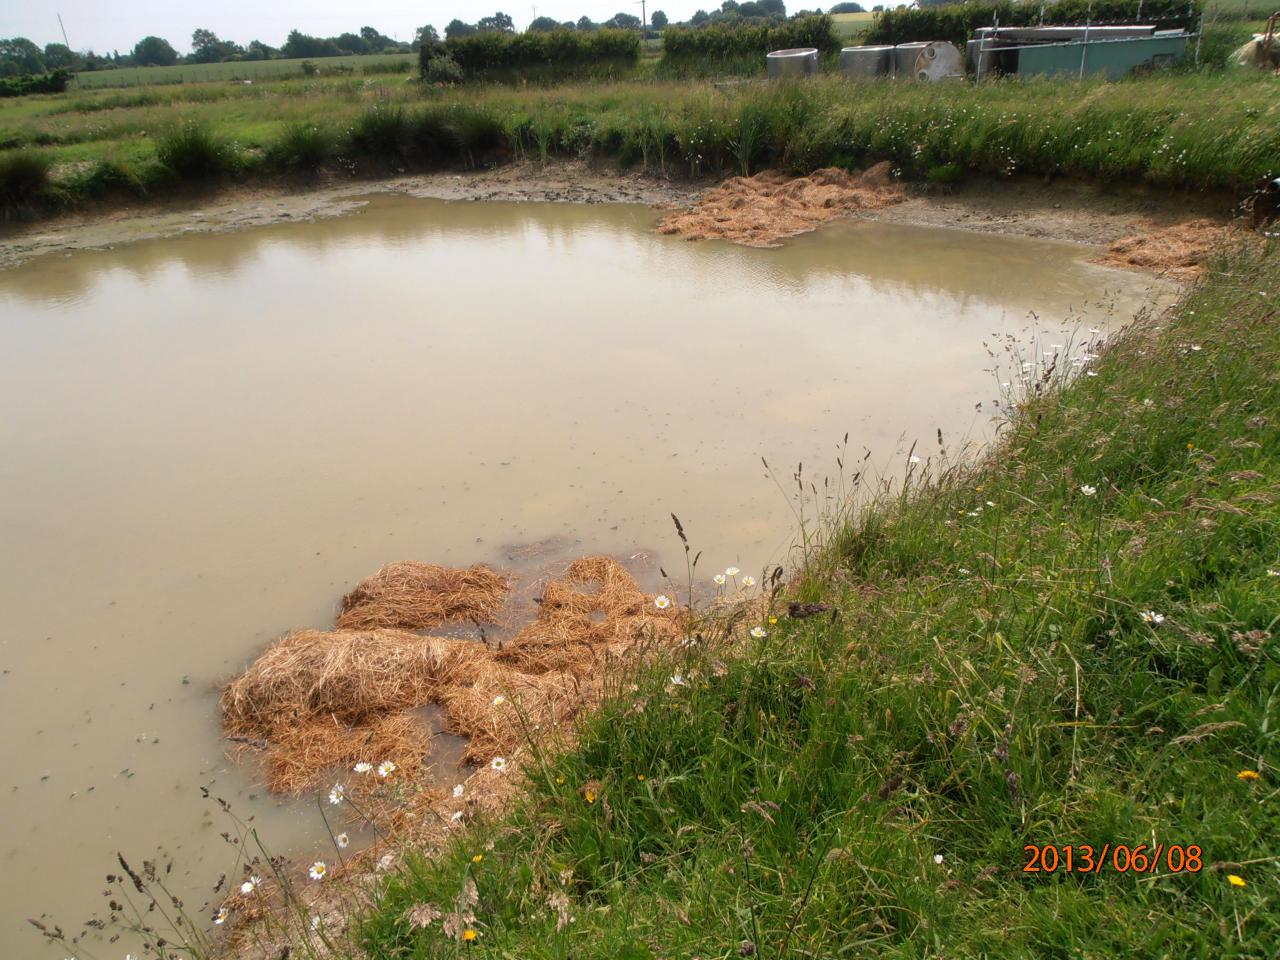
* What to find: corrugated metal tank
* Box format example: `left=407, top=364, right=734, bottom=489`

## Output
left=840, top=45, right=893, bottom=77
left=766, top=47, right=820, bottom=78
left=892, top=41, right=930, bottom=75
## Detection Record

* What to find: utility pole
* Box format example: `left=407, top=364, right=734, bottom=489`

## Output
left=58, top=12, right=71, bottom=49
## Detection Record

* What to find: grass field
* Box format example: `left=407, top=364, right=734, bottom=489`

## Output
left=832, top=10, right=877, bottom=41
left=68, top=52, right=415, bottom=90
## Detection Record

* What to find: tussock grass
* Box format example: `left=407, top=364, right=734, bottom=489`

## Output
left=358, top=247, right=1280, bottom=956
left=155, top=122, right=237, bottom=179
left=0, top=149, right=52, bottom=213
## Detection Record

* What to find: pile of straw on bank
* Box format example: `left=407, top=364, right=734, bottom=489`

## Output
left=221, top=555, right=678, bottom=794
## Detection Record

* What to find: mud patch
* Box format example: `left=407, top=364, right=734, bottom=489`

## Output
left=1091, top=219, right=1252, bottom=280
left=656, top=164, right=906, bottom=247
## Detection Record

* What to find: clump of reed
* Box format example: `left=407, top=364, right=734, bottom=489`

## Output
left=155, top=122, right=238, bottom=179
left=267, top=121, right=336, bottom=173
left=0, top=149, right=52, bottom=214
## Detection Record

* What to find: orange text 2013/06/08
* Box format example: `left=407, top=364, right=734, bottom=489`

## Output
left=1022, top=844, right=1204, bottom=875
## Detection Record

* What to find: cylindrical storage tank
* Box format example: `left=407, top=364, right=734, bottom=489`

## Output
left=766, top=47, right=819, bottom=78
left=892, top=42, right=929, bottom=77
left=912, top=41, right=965, bottom=81
left=966, top=39, right=996, bottom=76
left=840, top=45, right=893, bottom=78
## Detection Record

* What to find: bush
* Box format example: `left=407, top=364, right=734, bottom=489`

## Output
left=345, top=105, right=410, bottom=163
left=155, top=123, right=237, bottom=179
left=865, top=0, right=1202, bottom=46
left=422, top=53, right=464, bottom=84
left=439, top=28, right=641, bottom=75
left=0, top=150, right=52, bottom=212
left=0, top=69, right=73, bottom=98
left=661, top=14, right=839, bottom=62
left=269, top=122, right=336, bottom=173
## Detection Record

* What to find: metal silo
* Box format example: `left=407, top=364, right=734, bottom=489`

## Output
left=840, top=45, right=893, bottom=78
left=766, top=47, right=820, bottom=78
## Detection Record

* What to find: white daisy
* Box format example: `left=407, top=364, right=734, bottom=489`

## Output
left=909, top=455, right=922, bottom=464
left=654, top=595, right=671, bottom=610
left=336, top=833, right=349, bottom=849
left=670, top=673, right=688, bottom=686
left=214, top=907, right=229, bottom=925
left=328, top=784, right=345, bottom=805
left=240, top=876, right=261, bottom=895
left=353, top=762, right=373, bottom=774
left=309, top=861, right=327, bottom=881
left=492, top=695, right=506, bottom=706
left=1139, top=610, right=1165, bottom=624
left=1268, top=569, right=1279, bottom=577
left=713, top=573, right=726, bottom=586
left=1080, top=484, right=1097, bottom=497
left=725, top=567, right=740, bottom=577
left=453, top=784, right=464, bottom=798
left=933, top=854, right=944, bottom=865
left=750, top=626, right=767, bottom=638
left=491, top=756, right=508, bottom=771
left=377, top=760, right=396, bottom=777
left=741, top=575, right=756, bottom=588
left=451, top=810, right=465, bottom=822
left=310, top=916, right=321, bottom=932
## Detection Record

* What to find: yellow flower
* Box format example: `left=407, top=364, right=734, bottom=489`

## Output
left=555, top=775, right=565, bottom=785
left=1228, top=874, right=1246, bottom=888
left=585, top=789, right=596, bottom=804
left=1237, top=770, right=1261, bottom=781
left=1187, top=442, right=1195, bottom=450
left=768, top=616, right=778, bottom=625
left=471, top=854, right=484, bottom=864
left=463, top=928, right=478, bottom=941
left=637, top=774, right=647, bottom=782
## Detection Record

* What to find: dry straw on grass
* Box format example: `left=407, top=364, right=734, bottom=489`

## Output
left=221, top=555, right=679, bottom=794
left=1092, top=219, right=1252, bottom=280
left=656, top=163, right=905, bottom=247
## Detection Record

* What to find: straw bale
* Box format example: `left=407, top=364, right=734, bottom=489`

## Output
left=336, top=561, right=508, bottom=631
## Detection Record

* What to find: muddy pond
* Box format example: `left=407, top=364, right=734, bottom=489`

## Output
left=0, top=194, right=1168, bottom=954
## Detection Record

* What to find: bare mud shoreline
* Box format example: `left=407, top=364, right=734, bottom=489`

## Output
left=0, top=158, right=1239, bottom=273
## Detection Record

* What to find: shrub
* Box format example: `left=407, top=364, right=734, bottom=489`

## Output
left=0, top=69, right=73, bottom=98
left=345, top=105, right=410, bottom=163
left=661, top=14, right=839, bottom=62
left=865, top=0, right=1203, bottom=46
left=440, top=28, right=641, bottom=75
left=0, top=150, right=52, bottom=212
left=269, top=122, right=336, bottom=173
left=155, top=123, right=237, bottom=179
left=422, top=53, right=464, bottom=85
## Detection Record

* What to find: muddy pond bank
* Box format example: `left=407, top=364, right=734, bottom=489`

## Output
left=0, top=159, right=1240, bottom=275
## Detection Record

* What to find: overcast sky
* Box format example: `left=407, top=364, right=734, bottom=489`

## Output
left=2, top=0, right=905, bottom=55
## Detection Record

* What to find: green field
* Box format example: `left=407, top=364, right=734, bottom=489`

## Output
left=831, top=10, right=877, bottom=41
left=69, top=52, right=415, bottom=90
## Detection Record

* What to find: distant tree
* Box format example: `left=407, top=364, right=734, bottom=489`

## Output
left=738, top=1, right=765, bottom=16
left=335, top=32, right=370, bottom=54
left=445, top=19, right=478, bottom=39
left=281, top=30, right=341, bottom=58
left=650, top=9, right=669, bottom=27
left=872, top=3, right=884, bottom=10
left=828, top=2, right=865, bottom=10
left=190, top=28, right=242, bottom=63
left=42, top=42, right=79, bottom=70
left=246, top=40, right=278, bottom=60
left=527, top=16, right=561, bottom=32
left=0, top=37, right=49, bottom=76
left=477, top=12, right=516, bottom=32
left=360, top=26, right=392, bottom=48
left=690, top=10, right=711, bottom=25
left=605, top=12, right=642, bottom=28
left=576, top=16, right=598, bottom=30
left=560, top=21, right=575, bottom=29
left=132, top=36, right=178, bottom=66
left=759, top=0, right=787, bottom=13
left=414, top=25, right=440, bottom=46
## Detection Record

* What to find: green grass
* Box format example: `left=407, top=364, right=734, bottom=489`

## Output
left=3, top=69, right=1280, bottom=215
left=832, top=11, right=877, bottom=42
left=355, top=244, right=1280, bottom=957
left=67, top=53, right=415, bottom=90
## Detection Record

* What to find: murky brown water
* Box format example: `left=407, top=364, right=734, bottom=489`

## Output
left=0, top=195, right=1166, bottom=955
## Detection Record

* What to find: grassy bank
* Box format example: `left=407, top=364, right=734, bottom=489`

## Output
left=2, top=69, right=1279, bottom=218
left=352, top=247, right=1280, bottom=956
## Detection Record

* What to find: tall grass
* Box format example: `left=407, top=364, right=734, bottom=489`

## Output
left=0, top=149, right=52, bottom=214
left=357, top=245, right=1280, bottom=957
left=154, top=122, right=237, bottom=179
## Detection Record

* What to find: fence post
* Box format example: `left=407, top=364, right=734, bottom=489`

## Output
left=1080, top=4, right=1092, bottom=79
left=1194, top=13, right=1204, bottom=65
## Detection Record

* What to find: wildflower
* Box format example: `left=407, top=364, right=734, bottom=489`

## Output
left=637, top=774, right=647, bottom=781
left=463, top=928, right=478, bottom=942
left=240, top=876, right=261, bottom=895
left=1187, top=442, right=1195, bottom=450
left=450, top=810, right=464, bottom=822
left=377, top=760, right=396, bottom=777
left=1237, top=770, right=1261, bottom=781
left=328, top=784, right=345, bottom=805
left=555, top=775, right=565, bottom=784
left=654, top=595, right=671, bottom=610
left=1267, top=569, right=1279, bottom=577
left=1086, top=371, right=1098, bottom=377
left=768, top=616, right=778, bottom=625
left=353, top=762, right=373, bottom=774
left=453, top=783, right=464, bottom=798
left=1139, top=611, right=1165, bottom=624
left=670, top=673, right=687, bottom=686
left=725, top=566, right=740, bottom=577
left=1190, top=344, right=1202, bottom=352
left=310, top=916, right=321, bottom=932
left=1142, top=399, right=1154, bottom=407
left=713, top=573, right=726, bottom=586
left=472, top=853, right=484, bottom=863
left=309, top=861, right=327, bottom=881
left=491, top=756, right=508, bottom=771
left=741, top=575, right=756, bottom=588
left=750, top=626, right=767, bottom=639
left=1080, top=484, right=1097, bottom=497
left=491, top=694, right=506, bottom=706
left=933, top=854, right=944, bottom=865
left=214, top=907, right=229, bottom=925
left=909, top=455, right=922, bottom=464
left=585, top=788, right=597, bottom=804
left=1088, top=326, right=1101, bottom=334
left=1228, top=874, right=1247, bottom=888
